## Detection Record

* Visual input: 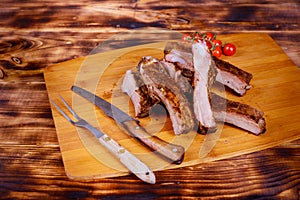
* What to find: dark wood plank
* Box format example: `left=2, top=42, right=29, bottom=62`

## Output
left=0, top=141, right=299, bottom=199
left=0, top=0, right=299, bottom=80
left=0, top=81, right=57, bottom=145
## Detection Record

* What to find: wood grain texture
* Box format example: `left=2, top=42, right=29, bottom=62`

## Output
left=0, top=0, right=299, bottom=199
left=1, top=143, right=299, bottom=199
left=0, top=0, right=299, bottom=80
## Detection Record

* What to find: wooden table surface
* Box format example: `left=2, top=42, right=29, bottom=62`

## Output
left=0, top=0, right=299, bottom=199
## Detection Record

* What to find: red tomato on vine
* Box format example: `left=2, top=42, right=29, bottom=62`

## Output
left=181, top=31, right=237, bottom=57
left=223, top=43, right=236, bottom=56
left=212, top=46, right=222, bottom=58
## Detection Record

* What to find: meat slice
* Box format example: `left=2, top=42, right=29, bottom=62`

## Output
left=164, top=41, right=192, bottom=55
left=214, top=57, right=253, bottom=96
left=192, top=41, right=218, bottom=132
left=164, top=41, right=253, bottom=96
left=121, top=69, right=159, bottom=117
left=122, top=42, right=265, bottom=136
left=211, top=93, right=266, bottom=135
left=160, top=60, right=193, bottom=95
left=164, top=42, right=194, bottom=82
left=122, top=68, right=265, bottom=135
left=138, top=56, right=195, bottom=135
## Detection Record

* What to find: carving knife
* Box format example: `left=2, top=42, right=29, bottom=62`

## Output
left=71, top=85, right=185, bottom=164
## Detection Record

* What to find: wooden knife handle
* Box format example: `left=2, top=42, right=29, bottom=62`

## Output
left=122, top=120, right=185, bottom=164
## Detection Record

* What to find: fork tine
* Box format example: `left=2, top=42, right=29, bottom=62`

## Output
left=50, top=98, right=74, bottom=124
left=58, top=95, right=81, bottom=120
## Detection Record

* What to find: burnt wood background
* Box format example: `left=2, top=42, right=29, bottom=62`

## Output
left=0, top=0, right=299, bottom=199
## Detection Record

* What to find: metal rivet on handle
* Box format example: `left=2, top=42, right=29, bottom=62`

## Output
left=118, top=149, right=125, bottom=154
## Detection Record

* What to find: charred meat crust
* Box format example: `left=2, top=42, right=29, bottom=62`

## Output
left=213, top=57, right=253, bottom=85
left=122, top=70, right=160, bottom=117
left=164, top=41, right=193, bottom=55
left=138, top=56, right=195, bottom=135
left=211, top=93, right=266, bottom=135
left=160, top=60, right=193, bottom=95
left=132, top=71, right=160, bottom=108
left=213, top=56, right=253, bottom=96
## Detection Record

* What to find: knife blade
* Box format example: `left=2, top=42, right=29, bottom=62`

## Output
left=71, top=85, right=185, bottom=164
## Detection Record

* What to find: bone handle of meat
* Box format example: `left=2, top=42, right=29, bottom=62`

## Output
left=122, top=120, right=185, bottom=164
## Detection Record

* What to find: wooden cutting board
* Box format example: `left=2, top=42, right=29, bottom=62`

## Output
left=44, top=33, right=300, bottom=181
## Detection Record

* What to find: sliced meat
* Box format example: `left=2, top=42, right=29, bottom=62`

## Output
left=122, top=42, right=265, bottom=136
left=211, top=93, right=266, bottom=135
left=164, top=41, right=253, bottom=96
left=160, top=60, right=177, bottom=78
left=121, top=69, right=159, bottom=118
left=122, top=65, right=265, bottom=135
left=138, top=56, right=195, bottom=135
left=160, top=60, right=193, bottom=95
left=214, top=57, right=253, bottom=96
left=192, top=41, right=218, bottom=132
left=164, top=41, right=192, bottom=55
left=164, top=42, right=194, bottom=82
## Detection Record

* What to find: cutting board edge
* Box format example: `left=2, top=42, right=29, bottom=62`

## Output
left=44, top=33, right=300, bottom=181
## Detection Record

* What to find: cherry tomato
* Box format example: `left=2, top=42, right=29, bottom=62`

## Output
left=205, top=40, right=213, bottom=50
left=193, top=32, right=202, bottom=43
left=212, top=46, right=222, bottom=58
left=182, top=33, right=192, bottom=42
left=223, top=43, right=236, bottom=56
left=213, top=39, right=222, bottom=47
left=203, top=32, right=215, bottom=41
